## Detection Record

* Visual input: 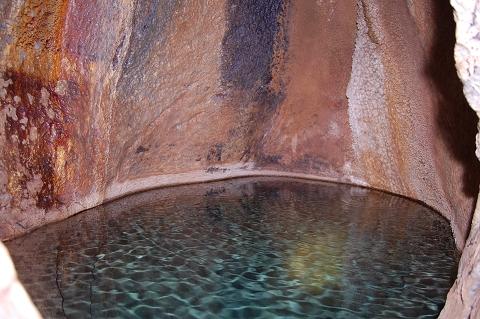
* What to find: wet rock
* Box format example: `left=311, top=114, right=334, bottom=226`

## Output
left=0, top=0, right=478, bottom=317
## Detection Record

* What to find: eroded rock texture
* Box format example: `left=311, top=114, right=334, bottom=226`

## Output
left=439, top=1, right=480, bottom=318
left=0, top=0, right=477, bottom=249
left=1, top=0, right=480, bottom=318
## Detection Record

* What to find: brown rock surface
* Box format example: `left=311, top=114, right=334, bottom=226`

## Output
left=0, top=0, right=477, bottom=248
left=440, top=211, right=480, bottom=318
left=439, top=1, right=480, bottom=318
left=0, top=0, right=479, bottom=317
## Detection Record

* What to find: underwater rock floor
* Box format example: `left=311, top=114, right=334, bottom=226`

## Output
left=7, top=178, right=458, bottom=318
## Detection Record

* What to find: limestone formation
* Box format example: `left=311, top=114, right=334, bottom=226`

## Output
left=439, top=1, right=480, bottom=318
left=0, top=0, right=478, bottom=317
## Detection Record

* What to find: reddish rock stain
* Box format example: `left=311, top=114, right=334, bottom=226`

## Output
left=2, top=71, right=74, bottom=209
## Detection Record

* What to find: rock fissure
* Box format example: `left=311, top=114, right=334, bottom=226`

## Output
left=55, top=246, right=66, bottom=319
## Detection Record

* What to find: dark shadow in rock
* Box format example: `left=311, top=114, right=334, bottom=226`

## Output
left=425, top=0, right=480, bottom=232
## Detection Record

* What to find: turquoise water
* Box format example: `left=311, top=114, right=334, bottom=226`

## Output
left=7, top=178, right=458, bottom=318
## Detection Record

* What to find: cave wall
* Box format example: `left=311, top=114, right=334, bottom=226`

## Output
left=0, top=0, right=478, bottom=250
left=1, top=0, right=480, bottom=318
left=440, top=1, right=480, bottom=317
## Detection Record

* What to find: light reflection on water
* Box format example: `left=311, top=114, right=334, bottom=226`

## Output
left=7, top=177, right=458, bottom=318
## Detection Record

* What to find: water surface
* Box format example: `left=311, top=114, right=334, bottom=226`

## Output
left=7, top=178, right=458, bottom=318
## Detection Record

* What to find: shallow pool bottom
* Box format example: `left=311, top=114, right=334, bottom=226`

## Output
left=7, top=178, right=458, bottom=318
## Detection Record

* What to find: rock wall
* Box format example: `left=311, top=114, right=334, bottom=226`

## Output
left=0, top=0, right=477, bottom=249
left=440, top=1, right=480, bottom=318
left=0, top=0, right=479, bottom=318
